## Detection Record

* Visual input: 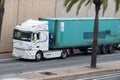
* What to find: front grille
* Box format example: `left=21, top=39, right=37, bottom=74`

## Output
left=15, top=49, right=25, bottom=56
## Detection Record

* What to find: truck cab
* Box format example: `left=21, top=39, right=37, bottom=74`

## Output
left=12, top=19, right=49, bottom=60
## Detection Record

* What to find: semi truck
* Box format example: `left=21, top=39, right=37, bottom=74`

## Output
left=12, top=18, right=120, bottom=61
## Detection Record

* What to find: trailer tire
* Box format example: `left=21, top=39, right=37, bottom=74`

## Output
left=108, top=45, right=114, bottom=53
left=61, top=50, right=68, bottom=59
left=97, top=46, right=101, bottom=54
left=102, top=46, right=108, bottom=54
left=35, top=51, right=43, bottom=61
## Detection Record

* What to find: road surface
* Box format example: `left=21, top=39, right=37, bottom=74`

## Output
left=0, top=50, right=120, bottom=75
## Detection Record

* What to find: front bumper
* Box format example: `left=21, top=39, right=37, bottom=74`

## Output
left=12, top=48, right=36, bottom=60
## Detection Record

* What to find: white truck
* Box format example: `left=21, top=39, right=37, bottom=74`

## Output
left=12, top=18, right=120, bottom=61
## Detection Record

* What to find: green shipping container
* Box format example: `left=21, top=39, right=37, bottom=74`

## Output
left=39, top=18, right=120, bottom=49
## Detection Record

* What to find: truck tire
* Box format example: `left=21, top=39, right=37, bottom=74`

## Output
left=67, top=49, right=73, bottom=55
left=102, top=45, right=108, bottom=54
left=35, top=51, right=43, bottom=61
left=108, top=45, right=114, bottom=53
left=61, top=50, right=68, bottom=59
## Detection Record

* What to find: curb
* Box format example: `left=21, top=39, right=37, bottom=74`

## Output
left=33, top=68, right=120, bottom=80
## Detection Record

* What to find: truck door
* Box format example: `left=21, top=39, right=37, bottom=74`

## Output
left=32, top=31, right=48, bottom=51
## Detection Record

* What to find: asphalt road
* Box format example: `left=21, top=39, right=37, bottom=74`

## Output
left=0, top=50, right=120, bottom=75
left=81, top=74, right=120, bottom=80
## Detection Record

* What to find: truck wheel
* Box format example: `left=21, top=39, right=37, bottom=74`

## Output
left=102, top=46, right=108, bottom=54
left=61, top=50, right=67, bottom=59
left=35, top=52, right=43, bottom=61
left=108, top=45, right=114, bottom=53
left=67, top=49, right=73, bottom=55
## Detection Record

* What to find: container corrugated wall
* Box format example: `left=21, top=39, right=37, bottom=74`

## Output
left=41, top=18, right=120, bottom=49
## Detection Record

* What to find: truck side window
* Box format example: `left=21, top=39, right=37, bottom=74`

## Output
left=40, top=33, right=47, bottom=42
left=32, top=33, right=40, bottom=41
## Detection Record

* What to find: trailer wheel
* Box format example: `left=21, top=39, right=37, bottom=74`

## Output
left=102, top=46, right=108, bottom=54
left=35, top=51, right=43, bottom=61
left=61, top=50, right=67, bottom=59
left=97, top=46, right=101, bottom=54
left=108, top=45, right=114, bottom=53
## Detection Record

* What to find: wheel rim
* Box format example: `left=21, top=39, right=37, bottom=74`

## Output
left=61, top=50, right=67, bottom=58
left=67, top=49, right=72, bottom=55
left=109, top=45, right=114, bottom=53
left=36, top=53, right=41, bottom=61
left=102, top=46, right=108, bottom=54
left=97, top=47, right=101, bottom=54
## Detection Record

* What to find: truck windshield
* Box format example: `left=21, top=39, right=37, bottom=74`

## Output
left=13, top=29, right=32, bottom=42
